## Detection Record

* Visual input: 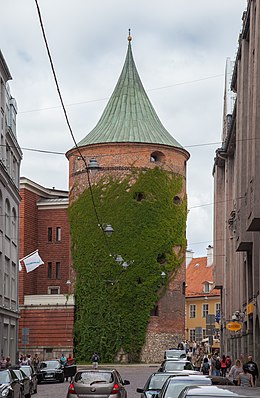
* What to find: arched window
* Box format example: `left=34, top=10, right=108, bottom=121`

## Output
left=11, top=208, right=17, bottom=243
left=5, top=199, right=11, bottom=237
left=150, top=151, right=165, bottom=163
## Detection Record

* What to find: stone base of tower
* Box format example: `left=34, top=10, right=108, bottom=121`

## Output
left=140, top=331, right=184, bottom=363
left=140, top=263, right=186, bottom=363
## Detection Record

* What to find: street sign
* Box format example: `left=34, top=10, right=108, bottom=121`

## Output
left=208, top=336, right=213, bottom=346
left=22, top=328, right=30, bottom=336
left=206, top=314, right=216, bottom=325
left=22, top=328, right=30, bottom=345
left=226, top=321, right=242, bottom=331
left=206, top=325, right=215, bottom=336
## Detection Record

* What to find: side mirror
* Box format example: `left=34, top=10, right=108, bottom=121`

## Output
left=136, top=388, right=144, bottom=393
left=123, top=379, right=130, bottom=385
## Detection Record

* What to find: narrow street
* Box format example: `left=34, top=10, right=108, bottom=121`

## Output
left=37, top=364, right=158, bottom=398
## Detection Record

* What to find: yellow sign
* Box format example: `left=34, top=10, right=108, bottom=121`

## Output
left=226, top=321, right=242, bottom=331
left=247, top=303, right=254, bottom=315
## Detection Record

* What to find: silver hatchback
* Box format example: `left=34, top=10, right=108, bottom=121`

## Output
left=66, top=369, right=130, bottom=398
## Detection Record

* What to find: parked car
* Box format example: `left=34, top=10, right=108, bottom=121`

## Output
left=0, top=368, right=23, bottom=398
left=37, top=360, right=64, bottom=384
left=178, top=385, right=259, bottom=398
left=12, top=368, right=31, bottom=398
left=20, top=366, right=37, bottom=394
left=67, top=369, right=130, bottom=398
left=136, top=372, right=174, bottom=398
left=158, top=360, right=199, bottom=374
left=157, top=375, right=212, bottom=398
left=164, top=350, right=187, bottom=360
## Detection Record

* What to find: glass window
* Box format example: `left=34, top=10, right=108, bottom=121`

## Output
left=204, top=282, right=210, bottom=293
left=48, top=227, right=52, bottom=242
left=216, top=303, right=221, bottom=315
left=189, top=329, right=195, bottom=341
left=202, top=303, right=209, bottom=318
left=47, top=262, right=52, bottom=279
left=56, top=227, right=61, bottom=242
left=56, top=262, right=61, bottom=279
left=190, top=304, right=196, bottom=318
left=5, top=199, right=10, bottom=237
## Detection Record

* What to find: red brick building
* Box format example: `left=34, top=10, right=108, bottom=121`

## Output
left=18, top=177, right=74, bottom=359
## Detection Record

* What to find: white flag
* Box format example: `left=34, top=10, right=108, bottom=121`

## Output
left=19, top=261, right=23, bottom=271
left=20, top=250, right=44, bottom=273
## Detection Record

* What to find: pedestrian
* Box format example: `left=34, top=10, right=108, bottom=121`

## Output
left=229, top=359, right=243, bottom=385
left=0, top=356, right=6, bottom=369
left=32, top=354, right=40, bottom=371
left=91, top=352, right=100, bottom=369
left=238, top=364, right=254, bottom=387
left=202, top=357, right=210, bottom=375
left=246, top=355, right=259, bottom=386
left=193, top=354, right=202, bottom=372
left=220, top=355, right=227, bottom=377
left=5, top=357, right=11, bottom=368
left=192, top=341, right=197, bottom=356
left=21, top=355, right=28, bottom=365
left=226, top=355, right=232, bottom=374
left=60, top=353, right=67, bottom=366
left=26, top=354, right=32, bottom=365
left=65, top=353, right=75, bottom=382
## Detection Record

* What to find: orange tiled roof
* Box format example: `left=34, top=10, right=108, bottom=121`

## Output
left=186, top=256, right=220, bottom=297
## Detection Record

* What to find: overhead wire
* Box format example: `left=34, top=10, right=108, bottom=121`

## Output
left=34, top=0, right=112, bottom=256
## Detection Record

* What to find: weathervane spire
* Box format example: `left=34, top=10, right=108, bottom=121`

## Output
left=128, top=28, right=132, bottom=42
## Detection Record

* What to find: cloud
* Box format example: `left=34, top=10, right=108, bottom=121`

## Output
left=0, top=0, right=247, bottom=256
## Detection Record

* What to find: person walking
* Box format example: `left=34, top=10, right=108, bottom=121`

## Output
left=229, top=359, right=243, bottom=385
left=5, top=357, right=11, bottom=368
left=202, top=357, right=210, bottom=375
left=246, top=355, right=259, bottom=386
left=91, top=352, right=100, bottom=369
left=238, top=364, right=254, bottom=387
left=60, top=353, right=67, bottom=366
left=220, top=354, right=227, bottom=377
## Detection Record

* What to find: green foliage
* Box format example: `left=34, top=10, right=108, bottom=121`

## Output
left=69, top=167, right=187, bottom=362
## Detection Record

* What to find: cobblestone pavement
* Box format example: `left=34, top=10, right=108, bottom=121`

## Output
left=37, top=364, right=159, bottom=398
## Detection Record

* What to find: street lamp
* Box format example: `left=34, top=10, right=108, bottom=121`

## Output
left=98, top=223, right=114, bottom=237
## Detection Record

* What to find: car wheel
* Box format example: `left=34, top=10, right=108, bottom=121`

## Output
left=33, top=385, right=37, bottom=394
left=59, top=377, right=65, bottom=383
left=26, top=392, right=31, bottom=398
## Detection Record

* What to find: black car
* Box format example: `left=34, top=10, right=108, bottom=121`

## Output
left=0, top=368, right=23, bottom=398
left=12, top=368, right=31, bottom=398
left=136, top=372, right=174, bottom=398
left=20, top=366, right=37, bottom=394
left=37, top=360, right=64, bottom=383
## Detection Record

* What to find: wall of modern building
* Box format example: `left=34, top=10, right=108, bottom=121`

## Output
left=214, top=0, right=260, bottom=364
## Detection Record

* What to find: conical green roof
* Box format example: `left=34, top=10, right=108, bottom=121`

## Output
left=77, top=40, right=183, bottom=148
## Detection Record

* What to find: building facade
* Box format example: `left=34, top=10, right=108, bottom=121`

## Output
left=18, top=177, right=74, bottom=360
left=66, top=36, right=190, bottom=362
left=0, top=51, right=22, bottom=362
left=213, top=0, right=260, bottom=363
left=185, top=247, right=220, bottom=350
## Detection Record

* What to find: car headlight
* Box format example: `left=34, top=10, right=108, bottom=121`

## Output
left=1, top=387, right=12, bottom=397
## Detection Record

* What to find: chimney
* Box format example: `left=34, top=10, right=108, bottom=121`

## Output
left=186, top=249, right=194, bottom=267
left=206, top=245, right=213, bottom=267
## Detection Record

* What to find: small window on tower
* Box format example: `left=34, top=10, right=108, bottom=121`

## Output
left=150, top=151, right=165, bottom=163
left=56, top=227, right=61, bottom=242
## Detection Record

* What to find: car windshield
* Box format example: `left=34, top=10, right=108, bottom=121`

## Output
left=0, top=371, right=10, bottom=384
left=165, top=362, right=194, bottom=371
left=75, top=372, right=113, bottom=384
left=165, top=380, right=211, bottom=397
left=20, top=367, right=31, bottom=377
left=13, top=370, right=22, bottom=380
left=40, top=361, right=60, bottom=369
left=148, top=375, right=171, bottom=390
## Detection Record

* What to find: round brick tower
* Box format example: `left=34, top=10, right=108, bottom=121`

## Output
left=66, top=35, right=190, bottom=363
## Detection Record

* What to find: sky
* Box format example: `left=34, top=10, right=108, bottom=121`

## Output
left=0, top=0, right=247, bottom=257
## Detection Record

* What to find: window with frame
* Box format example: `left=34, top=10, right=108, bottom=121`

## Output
left=203, top=329, right=207, bottom=339
left=48, top=227, right=52, bottom=242
left=189, top=304, right=196, bottom=318
left=5, top=199, right=10, bottom=237
left=202, top=303, right=209, bottom=318
left=189, top=329, right=195, bottom=342
left=56, top=227, right=61, bottom=242
left=48, top=286, right=60, bottom=295
left=47, top=262, right=52, bottom=279
left=216, top=303, right=221, bottom=315
left=204, top=282, right=211, bottom=293
left=56, top=262, right=61, bottom=279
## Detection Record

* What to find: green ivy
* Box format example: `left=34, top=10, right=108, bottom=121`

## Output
left=68, top=167, right=187, bottom=363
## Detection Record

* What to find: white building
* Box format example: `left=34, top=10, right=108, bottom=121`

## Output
left=0, top=50, right=22, bottom=362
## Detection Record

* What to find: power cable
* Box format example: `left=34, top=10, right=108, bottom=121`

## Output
left=19, top=73, right=226, bottom=114
left=34, top=0, right=112, bottom=255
